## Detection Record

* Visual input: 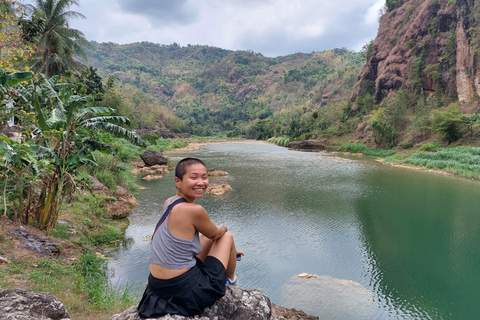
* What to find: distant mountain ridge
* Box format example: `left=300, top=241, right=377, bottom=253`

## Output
left=83, top=41, right=363, bottom=137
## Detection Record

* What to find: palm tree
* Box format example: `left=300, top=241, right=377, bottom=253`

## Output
left=30, top=0, right=90, bottom=77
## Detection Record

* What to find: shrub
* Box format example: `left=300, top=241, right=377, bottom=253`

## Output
left=362, top=148, right=396, bottom=157
left=433, top=104, right=464, bottom=142
left=80, top=152, right=137, bottom=193
left=267, top=136, right=293, bottom=147
left=339, top=144, right=367, bottom=153
left=422, top=142, right=439, bottom=152
left=89, top=226, right=123, bottom=245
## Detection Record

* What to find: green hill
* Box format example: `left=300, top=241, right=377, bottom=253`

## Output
left=83, top=42, right=363, bottom=139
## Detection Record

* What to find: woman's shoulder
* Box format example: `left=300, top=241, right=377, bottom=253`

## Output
left=173, top=201, right=206, bottom=217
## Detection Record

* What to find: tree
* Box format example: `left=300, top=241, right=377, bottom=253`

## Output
left=15, top=75, right=145, bottom=230
left=0, top=0, right=35, bottom=72
left=28, top=0, right=89, bottom=77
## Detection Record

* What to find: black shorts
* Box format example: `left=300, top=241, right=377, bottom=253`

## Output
left=137, top=256, right=227, bottom=318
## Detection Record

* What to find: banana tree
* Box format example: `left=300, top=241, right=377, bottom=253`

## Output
left=16, top=75, right=145, bottom=230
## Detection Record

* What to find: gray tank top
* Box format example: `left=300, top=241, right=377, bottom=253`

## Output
left=150, top=197, right=202, bottom=269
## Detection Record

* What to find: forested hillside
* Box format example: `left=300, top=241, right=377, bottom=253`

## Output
left=83, top=0, right=480, bottom=150
left=83, top=42, right=363, bottom=139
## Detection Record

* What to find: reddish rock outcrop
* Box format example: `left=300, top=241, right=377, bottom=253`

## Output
left=352, top=0, right=480, bottom=106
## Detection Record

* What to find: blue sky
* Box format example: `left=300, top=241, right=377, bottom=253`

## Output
left=35, top=0, right=385, bottom=57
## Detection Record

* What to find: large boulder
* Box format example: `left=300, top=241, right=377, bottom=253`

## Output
left=110, top=286, right=316, bottom=320
left=140, top=151, right=168, bottom=167
left=90, top=176, right=112, bottom=196
left=207, top=169, right=228, bottom=176
left=206, top=183, right=232, bottom=196
left=280, top=274, right=375, bottom=319
left=0, top=289, right=71, bottom=320
left=106, top=186, right=138, bottom=219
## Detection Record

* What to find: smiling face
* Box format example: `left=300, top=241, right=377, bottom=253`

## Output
left=174, top=163, right=209, bottom=202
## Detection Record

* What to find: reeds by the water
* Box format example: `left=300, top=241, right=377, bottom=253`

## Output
left=405, top=147, right=480, bottom=178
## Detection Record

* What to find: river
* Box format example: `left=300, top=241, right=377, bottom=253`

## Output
left=108, top=141, right=480, bottom=320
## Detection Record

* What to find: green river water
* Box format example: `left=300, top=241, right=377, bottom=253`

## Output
left=108, top=142, right=480, bottom=320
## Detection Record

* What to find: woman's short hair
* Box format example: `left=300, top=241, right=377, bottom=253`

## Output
left=175, top=157, right=206, bottom=180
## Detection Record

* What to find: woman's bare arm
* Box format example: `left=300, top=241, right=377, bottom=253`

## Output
left=189, top=204, right=227, bottom=240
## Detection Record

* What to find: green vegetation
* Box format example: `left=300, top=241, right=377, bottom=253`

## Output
left=84, top=43, right=364, bottom=140
left=27, top=0, right=90, bottom=76
left=146, top=138, right=189, bottom=152
left=362, top=148, right=396, bottom=157
left=340, top=144, right=367, bottom=153
left=267, top=136, right=293, bottom=147
left=406, top=147, right=480, bottom=178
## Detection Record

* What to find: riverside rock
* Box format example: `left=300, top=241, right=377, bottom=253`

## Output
left=140, top=151, right=168, bottom=167
left=110, top=286, right=318, bottom=320
left=207, top=169, right=228, bottom=176
left=0, top=288, right=318, bottom=320
left=206, top=183, right=232, bottom=196
left=106, top=186, right=138, bottom=219
left=0, top=289, right=71, bottom=320
left=90, top=176, right=112, bottom=196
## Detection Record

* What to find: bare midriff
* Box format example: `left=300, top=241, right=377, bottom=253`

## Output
left=149, top=263, right=191, bottom=280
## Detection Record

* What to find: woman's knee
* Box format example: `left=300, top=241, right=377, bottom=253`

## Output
left=218, top=232, right=234, bottom=246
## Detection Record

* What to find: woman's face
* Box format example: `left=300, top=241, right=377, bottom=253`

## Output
left=175, top=163, right=209, bottom=201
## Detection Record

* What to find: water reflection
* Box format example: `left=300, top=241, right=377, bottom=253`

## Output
left=108, top=142, right=480, bottom=320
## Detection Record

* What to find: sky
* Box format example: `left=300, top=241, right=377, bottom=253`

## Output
left=38, top=0, right=385, bottom=58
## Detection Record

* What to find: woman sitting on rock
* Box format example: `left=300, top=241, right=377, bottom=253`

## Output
left=137, top=157, right=243, bottom=318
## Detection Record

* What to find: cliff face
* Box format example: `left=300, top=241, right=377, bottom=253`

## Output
left=352, top=0, right=480, bottom=106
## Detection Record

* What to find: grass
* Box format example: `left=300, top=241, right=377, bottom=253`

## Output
left=80, top=152, right=138, bottom=193
left=89, top=226, right=124, bottom=245
left=339, top=143, right=367, bottom=153
left=405, top=146, right=480, bottom=178
left=362, top=148, right=396, bottom=157
left=267, top=136, right=293, bottom=147
left=147, top=138, right=189, bottom=152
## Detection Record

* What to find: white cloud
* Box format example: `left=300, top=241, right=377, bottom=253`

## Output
left=54, top=0, right=381, bottom=56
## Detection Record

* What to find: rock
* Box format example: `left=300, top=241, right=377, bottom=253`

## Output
left=207, top=169, right=228, bottom=176
left=280, top=274, right=375, bottom=319
left=206, top=183, right=232, bottom=196
left=115, top=186, right=138, bottom=206
left=0, top=289, right=71, bottom=320
left=287, top=140, right=326, bottom=151
left=90, top=176, right=112, bottom=196
left=106, top=186, right=138, bottom=219
left=140, top=151, right=168, bottom=167
left=138, top=165, right=169, bottom=176
left=111, top=286, right=272, bottom=320
left=110, top=286, right=318, bottom=320
left=271, top=304, right=319, bottom=320
left=142, top=175, right=163, bottom=181
left=11, top=229, right=61, bottom=256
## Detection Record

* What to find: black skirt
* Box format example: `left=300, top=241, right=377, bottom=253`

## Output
left=137, top=256, right=227, bottom=318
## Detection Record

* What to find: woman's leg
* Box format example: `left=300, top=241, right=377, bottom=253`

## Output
left=207, top=232, right=237, bottom=279
left=197, top=234, right=214, bottom=262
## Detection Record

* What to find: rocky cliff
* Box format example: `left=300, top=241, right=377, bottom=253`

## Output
left=352, top=0, right=480, bottom=106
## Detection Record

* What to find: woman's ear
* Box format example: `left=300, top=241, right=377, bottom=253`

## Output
left=174, top=176, right=181, bottom=187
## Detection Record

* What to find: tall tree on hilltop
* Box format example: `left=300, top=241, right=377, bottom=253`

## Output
left=29, top=0, right=89, bottom=77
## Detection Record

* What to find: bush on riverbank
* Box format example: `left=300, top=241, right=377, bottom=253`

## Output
left=339, top=144, right=396, bottom=158
left=267, top=136, right=293, bottom=147
left=362, top=148, right=396, bottom=157
left=339, top=144, right=366, bottom=153
left=405, top=147, right=480, bottom=178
